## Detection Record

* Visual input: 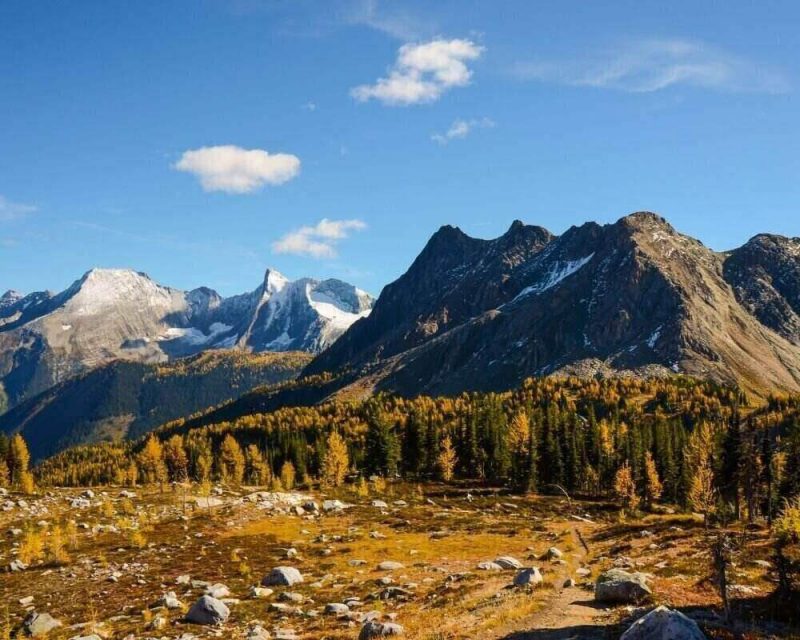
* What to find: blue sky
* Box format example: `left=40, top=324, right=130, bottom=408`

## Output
left=1, top=0, right=799, bottom=297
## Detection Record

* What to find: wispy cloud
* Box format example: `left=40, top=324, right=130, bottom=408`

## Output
left=351, top=38, right=485, bottom=106
left=174, top=145, right=301, bottom=194
left=432, top=117, right=495, bottom=145
left=272, top=218, right=366, bottom=259
left=0, top=195, right=37, bottom=222
left=345, top=0, right=432, bottom=41
left=514, top=38, right=790, bottom=94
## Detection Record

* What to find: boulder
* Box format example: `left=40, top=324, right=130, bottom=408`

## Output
left=23, top=612, right=62, bottom=637
left=262, top=566, right=304, bottom=587
left=513, top=568, right=543, bottom=587
left=324, top=603, right=350, bottom=615
left=595, top=569, right=652, bottom=604
left=547, top=547, right=563, bottom=560
left=359, top=621, right=405, bottom=638
left=620, top=606, right=705, bottom=640
left=185, top=595, right=230, bottom=625
left=204, top=583, right=230, bottom=599
left=477, top=561, right=503, bottom=571
left=377, top=561, right=404, bottom=571
left=495, top=556, right=522, bottom=570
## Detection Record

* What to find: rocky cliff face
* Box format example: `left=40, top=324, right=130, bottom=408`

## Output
left=0, top=268, right=373, bottom=410
left=307, top=212, right=800, bottom=398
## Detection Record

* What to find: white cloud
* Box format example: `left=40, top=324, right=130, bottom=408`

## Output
left=272, top=218, right=367, bottom=259
left=514, top=38, right=790, bottom=94
left=174, top=145, right=301, bottom=194
left=431, top=117, right=495, bottom=145
left=351, top=38, right=484, bottom=106
left=0, top=195, right=36, bottom=222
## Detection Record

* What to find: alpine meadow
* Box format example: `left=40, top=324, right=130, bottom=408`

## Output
left=2, top=2, right=800, bottom=640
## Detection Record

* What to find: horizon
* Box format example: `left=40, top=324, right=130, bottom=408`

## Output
left=2, top=1, right=800, bottom=296
left=3, top=209, right=799, bottom=298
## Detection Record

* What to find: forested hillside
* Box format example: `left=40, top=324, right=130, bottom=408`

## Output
left=32, top=375, right=800, bottom=524
left=0, top=350, right=312, bottom=461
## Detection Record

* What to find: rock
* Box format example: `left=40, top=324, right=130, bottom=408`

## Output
left=620, top=605, right=705, bottom=640
left=10, top=559, right=28, bottom=572
left=477, top=561, right=503, bottom=571
left=154, top=591, right=184, bottom=610
left=495, top=556, right=522, bottom=570
left=185, top=595, right=230, bottom=625
left=249, top=586, right=274, bottom=598
left=359, top=621, right=405, bottom=638
left=278, top=592, right=305, bottom=604
left=576, top=567, right=592, bottom=577
left=262, top=566, right=304, bottom=586
left=204, top=583, right=230, bottom=599
left=377, top=561, right=404, bottom=571
left=513, top=568, right=543, bottom=587
left=371, top=500, right=389, bottom=508
left=148, top=615, right=168, bottom=630
left=23, top=612, right=62, bottom=637
left=324, top=603, right=350, bottom=615
left=70, top=635, right=102, bottom=640
left=247, top=625, right=272, bottom=640
left=595, top=569, right=652, bottom=604
left=564, top=578, right=576, bottom=588
left=547, top=547, right=563, bottom=560
left=322, top=499, right=347, bottom=512
left=302, top=500, right=319, bottom=512
left=19, top=596, right=34, bottom=606
left=176, top=574, right=191, bottom=585
left=80, top=489, right=95, bottom=499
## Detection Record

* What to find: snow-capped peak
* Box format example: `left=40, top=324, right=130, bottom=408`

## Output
left=262, top=268, right=289, bottom=299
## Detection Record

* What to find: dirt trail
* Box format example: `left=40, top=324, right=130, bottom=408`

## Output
left=498, top=527, right=614, bottom=640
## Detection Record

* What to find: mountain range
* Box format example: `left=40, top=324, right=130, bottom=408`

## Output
left=0, top=267, right=373, bottom=411
left=308, top=212, right=800, bottom=398
left=4, top=211, right=800, bottom=459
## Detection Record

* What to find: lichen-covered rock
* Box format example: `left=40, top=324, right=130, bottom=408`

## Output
left=495, top=556, right=522, bottom=570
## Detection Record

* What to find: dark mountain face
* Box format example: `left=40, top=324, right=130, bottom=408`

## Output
left=307, top=220, right=553, bottom=374
left=723, top=234, right=800, bottom=345
left=307, top=212, right=800, bottom=398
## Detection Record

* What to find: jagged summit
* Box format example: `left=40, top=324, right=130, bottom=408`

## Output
left=307, top=212, right=800, bottom=398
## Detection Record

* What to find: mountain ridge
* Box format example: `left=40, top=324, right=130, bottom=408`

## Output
left=0, top=267, right=374, bottom=409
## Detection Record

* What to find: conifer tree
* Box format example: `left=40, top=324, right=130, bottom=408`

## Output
left=322, top=431, right=349, bottom=487
left=245, top=444, right=271, bottom=485
left=163, top=435, right=189, bottom=482
left=137, top=435, right=167, bottom=488
left=280, top=460, right=296, bottom=490
left=614, top=460, right=639, bottom=513
left=643, top=451, right=663, bottom=508
left=219, top=434, right=245, bottom=485
left=437, top=434, right=457, bottom=482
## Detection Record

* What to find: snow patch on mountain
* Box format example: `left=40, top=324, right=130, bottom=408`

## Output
left=512, top=253, right=595, bottom=302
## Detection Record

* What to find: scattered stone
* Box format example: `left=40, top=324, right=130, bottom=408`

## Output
left=547, top=547, right=563, bottom=560
left=564, top=578, right=576, bottom=588
left=495, top=556, right=523, bottom=570
left=359, top=621, right=405, bottom=638
left=154, top=591, right=184, bottom=610
left=10, top=559, right=28, bottom=572
left=477, top=561, right=503, bottom=571
left=262, top=566, right=304, bottom=587
left=371, top=500, right=389, bottom=508
left=377, top=561, right=404, bottom=571
left=247, top=625, right=272, bottom=640
left=595, top=569, right=652, bottom=604
left=23, top=612, right=62, bottom=637
left=185, top=595, right=230, bottom=625
left=620, top=605, right=705, bottom=640
left=250, top=586, right=274, bottom=598
left=513, top=567, right=543, bottom=587
left=19, top=596, right=34, bottom=606
left=324, top=603, right=350, bottom=615
left=204, top=583, right=230, bottom=599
